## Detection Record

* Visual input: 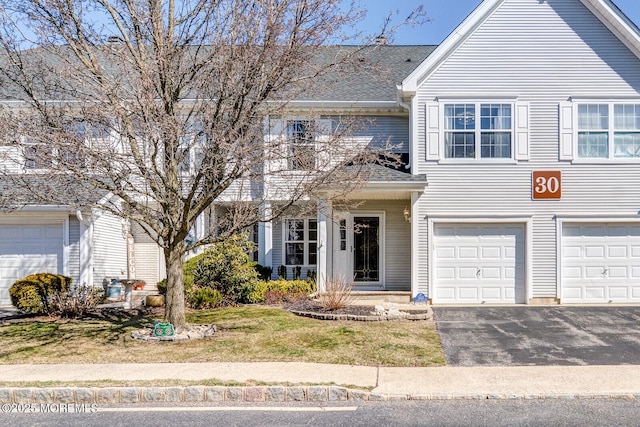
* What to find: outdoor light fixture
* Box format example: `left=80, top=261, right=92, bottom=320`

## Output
left=403, top=207, right=411, bottom=222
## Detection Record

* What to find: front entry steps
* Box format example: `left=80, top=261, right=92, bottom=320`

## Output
left=350, top=291, right=412, bottom=304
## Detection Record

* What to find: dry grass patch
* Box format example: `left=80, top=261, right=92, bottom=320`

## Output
left=0, top=306, right=444, bottom=367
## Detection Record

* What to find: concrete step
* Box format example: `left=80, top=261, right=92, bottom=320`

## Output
left=350, top=291, right=412, bottom=304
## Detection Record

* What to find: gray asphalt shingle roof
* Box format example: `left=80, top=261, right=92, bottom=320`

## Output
left=302, top=45, right=436, bottom=102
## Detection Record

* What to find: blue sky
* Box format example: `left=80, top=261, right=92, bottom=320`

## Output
left=359, top=0, right=640, bottom=45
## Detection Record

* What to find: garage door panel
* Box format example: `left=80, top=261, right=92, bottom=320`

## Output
left=609, top=287, right=628, bottom=299
left=433, top=224, right=526, bottom=304
left=481, top=287, right=501, bottom=300
left=562, top=223, right=640, bottom=303
left=482, top=246, right=501, bottom=259
left=459, top=247, right=478, bottom=259
left=0, top=224, right=63, bottom=305
left=436, top=267, right=455, bottom=279
left=437, top=247, right=455, bottom=259
left=458, top=288, right=479, bottom=301
left=608, top=246, right=628, bottom=257
left=459, top=267, right=479, bottom=279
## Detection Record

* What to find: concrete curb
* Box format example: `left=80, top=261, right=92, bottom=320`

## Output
left=1, top=386, right=639, bottom=404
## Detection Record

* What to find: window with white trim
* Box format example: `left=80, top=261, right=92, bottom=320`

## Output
left=577, top=103, right=640, bottom=159
left=444, top=103, right=513, bottom=159
left=287, top=120, right=315, bottom=170
left=284, top=218, right=317, bottom=266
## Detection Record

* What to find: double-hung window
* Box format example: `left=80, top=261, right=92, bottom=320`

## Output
left=24, top=143, right=52, bottom=169
left=444, top=103, right=513, bottom=159
left=287, top=120, right=315, bottom=170
left=284, top=218, right=317, bottom=266
left=577, top=103, right=640, bottom=159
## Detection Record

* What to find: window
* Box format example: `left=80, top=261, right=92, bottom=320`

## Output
left=284, top=218, right=317, bottom=266
left=444, top=103, right=512, bottom=159
left=24, top=142, right=52, bottom=169
left=287, top=120, right=315, bottom=170
left=577, top=103, right=640, bottom=159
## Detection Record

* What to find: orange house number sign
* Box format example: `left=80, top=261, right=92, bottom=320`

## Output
left=532, top=171, right=562, bottom=200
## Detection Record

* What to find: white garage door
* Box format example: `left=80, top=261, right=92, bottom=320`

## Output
left=0, top=224, right=63, bottom=305
left=433, top=224, right=526, bottom=304
left=561, top=223, right=640, bottom=303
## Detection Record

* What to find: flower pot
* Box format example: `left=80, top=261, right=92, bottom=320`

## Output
left=145, top=294, right=165, bottom=307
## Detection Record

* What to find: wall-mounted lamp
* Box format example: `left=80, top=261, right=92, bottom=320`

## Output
left=403, top=207, right=411, bottom=222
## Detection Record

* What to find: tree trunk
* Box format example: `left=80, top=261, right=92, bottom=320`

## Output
left=164, top=248, right=187, bottom=328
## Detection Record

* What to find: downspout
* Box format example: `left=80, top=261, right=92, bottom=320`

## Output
left=396, top=85, right=412, bottom=170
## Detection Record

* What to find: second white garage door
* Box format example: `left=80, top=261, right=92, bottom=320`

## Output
left=561, top=223, right=640, bottom=303
left=0, top=224, right=63, bottom=305
left=433, top=224, right=526, bottom=304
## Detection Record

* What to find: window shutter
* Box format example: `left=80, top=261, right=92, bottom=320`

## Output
left=425, top=102, right=440, bottom=161
left=559, top=102, right=574, bottom=160
left=266, top=116, right=283, bottom=142
left=514, top=102, right=529, bottom=160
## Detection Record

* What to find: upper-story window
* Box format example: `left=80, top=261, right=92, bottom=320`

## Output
left=287, top=120, right=315, bottom=170
left=577, top=103, right=640, bottom=159
left=444, top=103, right=512, bottom=159
left=24, top=142, right=52, bottom=170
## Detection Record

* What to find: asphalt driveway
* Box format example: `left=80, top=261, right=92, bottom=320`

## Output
left=433, top=306, right=640, bottom=366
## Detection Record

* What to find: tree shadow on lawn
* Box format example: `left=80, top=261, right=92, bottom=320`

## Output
left=0, top=307, right=158, bottom=360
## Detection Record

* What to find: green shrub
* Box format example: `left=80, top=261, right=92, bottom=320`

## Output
left=246, top=279, right=315, bottom=304
left=9, top=273, right=73, bottom=315
left=191, top=234, right=260, bottom=304
left=156, top=279, right=167, bottom=295
left=187, top=288, right=223, bottom=309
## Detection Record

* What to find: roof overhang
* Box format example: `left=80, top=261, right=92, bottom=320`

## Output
left=318, top=180, right=427, bottom=200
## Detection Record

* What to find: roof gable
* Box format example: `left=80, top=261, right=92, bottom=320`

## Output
left=399, top=0, right=640, bottom=96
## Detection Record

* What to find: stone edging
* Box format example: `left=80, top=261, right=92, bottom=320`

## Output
left=0, top=386, right=639, bottom=404
left=288, top=310, right=431, bottom=322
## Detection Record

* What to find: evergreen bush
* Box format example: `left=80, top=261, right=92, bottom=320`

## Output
left=9, top=273, right=73, bottom=315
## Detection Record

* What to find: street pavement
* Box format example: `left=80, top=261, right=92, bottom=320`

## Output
left=2, top=304, right=640, bottom=400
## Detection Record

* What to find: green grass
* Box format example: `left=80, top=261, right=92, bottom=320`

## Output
left=0, top=306, right=445, bottom=367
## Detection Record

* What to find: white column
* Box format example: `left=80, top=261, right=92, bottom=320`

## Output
left=258, top=202, right=273, bottom=269
left=410, top=191, right=420, bottom=299
left=79, top=214, right=94, bottom=288
left=317, top=198, right=330, bottom=293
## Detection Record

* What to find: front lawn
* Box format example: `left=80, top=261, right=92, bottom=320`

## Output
left=0, top=306, right=445, bottom=367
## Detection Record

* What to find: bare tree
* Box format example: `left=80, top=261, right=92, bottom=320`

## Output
left=0, top=0, right=424, bottom=328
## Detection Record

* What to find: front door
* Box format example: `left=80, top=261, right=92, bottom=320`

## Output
left=332, top=213, right=383, bottom=288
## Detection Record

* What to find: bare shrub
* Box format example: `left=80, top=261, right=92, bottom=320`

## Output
left=49, top=285, right=102, bottom=319
left=317, top=276, right=355, bottom=311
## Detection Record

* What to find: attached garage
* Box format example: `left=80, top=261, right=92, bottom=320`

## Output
left=432, top=223, right=526, bottom=304
left=0, top=223, right=64, bottom=305
left=561, top=223, right=640, bottom=303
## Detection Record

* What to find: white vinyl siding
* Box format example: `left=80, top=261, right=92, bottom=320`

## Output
left=132, top=221, right=164, bottom=289
left=92, top=213, right=127, bottom=286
